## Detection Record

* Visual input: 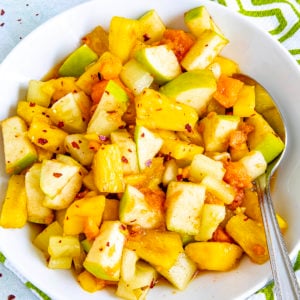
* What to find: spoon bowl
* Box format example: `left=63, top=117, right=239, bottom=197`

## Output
left=234, top=73, right=300, bottom=300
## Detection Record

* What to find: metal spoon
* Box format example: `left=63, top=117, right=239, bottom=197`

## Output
left=234, top=74, right=300, bottom=300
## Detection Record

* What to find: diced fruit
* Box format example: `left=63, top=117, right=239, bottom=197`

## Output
left=64, top=134, right=95, bottom=166
left=135, top=88, right=198, bottom=131
left=165, top=181, right=206, bottom=235
left=92, top=144, right=125, bottom=193
left=48, top=256, right=73, bottom=269
left=200, top=112, right=240, bottom=152
left=109, top=16, right=140, bottom=63
left=63, top=195, right=106, bottom=237
left=28, top=117, right=68, bottom=154
left=0, top=174, right=27, bottom=228
left=138, top=9, right=166, bottom=44
left=40, top=159, right=82, bottom=210
left=58, top=44, right=98, bottom=77
left=189, top=153, right=225, bottom=182
left=120, top=248, right=139, bottom=283
left=246, top=112, right=285, bottom=163
left=1, top=116, right=37, bottom=174
left=25, top=163, right=54, bottom=224
left=83, top=220, right=128, bottom=281
left=160, top=70, right=217, bottom=115
left=110, top=129, right=139, bottom=175
left=135, top=44, right=182, bottom=84
left=201, top=175, right=236, bottom=204
left=185, top=242, right=243, bottom=271
left=48, top=235, right=81, bottom=258
left=239, top=150, right=267, bottom=180
left=120, top=58, right=154, bottom=95
left=157, top=252, right=197, bottom=290
left=16, top=101, right=48, bottom=125
left=225, top=214, right=268, bottom=264
left=102, top=199, right=120, bottom=221
left=195, top=203, right=226, bottom=241
left=119, top=185, right=164, bottom=229
left=26, top=80, right=55, bottom=107
left=126, top=230, right=183, bottom=269
left=233, top=85, right=255, bottom=117
left=181, top=30, right=228, bottom=71
left=134, top=125, right=163, bottom=171
left=162, top=159, right=178, bottom=186
left=87, top=80, right=129, bottom=136
left=77, top=270, right=106, bottom=293
left=211, top=56, right=239, bottom=77
left=48, top=91, right=91, bottom=133
left=33, top=221, right=63, bottom=253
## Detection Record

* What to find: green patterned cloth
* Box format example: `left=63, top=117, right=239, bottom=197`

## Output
left=0, top=0, right=299, bottom=299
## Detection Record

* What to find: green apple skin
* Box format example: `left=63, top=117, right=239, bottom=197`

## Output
left=87, top=80, right=129, bottom=136
left=134, top=125, right=163, bottom=171
left=58, top=44, right=98, bottom=77
left=1, top=116, right=37, bottom=174
left=83, top=221, right=127, bottom=281
left=165, top=181, right=206, bottom=236
left=119, top=185, right=164, bottom=229
left=160, top=70, right=216, bottom=115
left=135, top=45, right=181, bottom=85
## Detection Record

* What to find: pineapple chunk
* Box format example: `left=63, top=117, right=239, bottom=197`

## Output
left=48, top=235, right=81, bottom=258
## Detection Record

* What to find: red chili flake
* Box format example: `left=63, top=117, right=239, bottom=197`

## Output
left=58, top=240, right=62, bottom=243
left=0, top=9, right=5, bottom=16
left=243, top=216, right=249, bottom=221
left=141, top=133, right=145, bottom=138
left=106, top=242, right=110, bottom=247
left=145, top=159, right=152, bottom=167
left=99, top=247, right=104, bottom=252
left=150, top=279, right=156, bottom=289
left=185, top=123, right=192, bottom=133
left=119, top=224, right=127, bottom=231
left=53, top=172, right=62, bottom=178
left=176, top=174, right=183, bottom=181
left=121, top=156, right=129, bottom=163
left=38, top=138, right=48, bottom=145
left=143, top=33, right=150, bottom=42
left=71, top=141, right=80, bottom=149
left=99, top=135, right=108, bottom=141
left=29, top=102, right=36, bottom=107
left=57, top=121, right=64, bottom=128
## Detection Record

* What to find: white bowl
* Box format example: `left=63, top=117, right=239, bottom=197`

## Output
left=0, top=0, right=300, bottom=299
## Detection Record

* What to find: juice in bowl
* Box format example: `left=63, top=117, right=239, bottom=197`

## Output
left=0, top=1, right=300, bottom=300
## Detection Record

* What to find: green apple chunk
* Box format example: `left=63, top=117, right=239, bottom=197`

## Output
left=120, top=58, right=154, bottom=95
left=119, top=185, right=164, bottom=229
left=40, top=159, right=83, bottom=209
left=245, top=112, right=284, bottom=163
left=135, top=88, right=198, bottom=131
left=1, top=116, right=37, bottom=174
left=64, top=134, right=94, bottom=166
left=83, top=220, right=128, bottom=281
left=49, top=91, right=91, bottom=133
left=239, top=150, right=267, bottom=180
left=26, top=80, right=55, bottom=107
left=135, top=44, right=181, bottom=85
left=25, top=163, right=54, bottom=224
left=157, top=252, right=197, bottom=290
left=195, top=203, right=226, bottom=241
left=110, top=129, right=139, bottom=175
left=181, top=30, right=228, bottom=71
left=58, top=44, right=98, bottom=77
left=87, top=80, right=129, bottom=136
left=189, top=153, right=225, bottom=182
left=200, top=113, right=240, bottom=152
left=165, top=181, right=206, bottom=235
left=138, top=9, right=166, bottom=44
left=160, top=70, right=217, bottom=115
left=134, top=125, right=163, bottom=171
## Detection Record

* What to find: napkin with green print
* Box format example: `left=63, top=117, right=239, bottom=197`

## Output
left=0, top=0, right=299, bottom=299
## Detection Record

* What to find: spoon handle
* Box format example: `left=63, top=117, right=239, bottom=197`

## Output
left=257, top=175, right=300, bottom=300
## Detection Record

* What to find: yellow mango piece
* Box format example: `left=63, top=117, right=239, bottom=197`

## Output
left=242, top=188, right=262, bottom=222
left=0, top=175, right=27, bottom=228
left=225, top=214, right=268, bottom=264
left=211, top=56, right=239, bottom=76
left=233, top=85, right=255, bottom=117
left=93, top=144, right=125, bottom=193
left=78, top=270, right=106, bottom=292
left=17, top=101, right=48, bottom=125
left=135, top=89, right=198, bottom=132
left=276, top=213, right=288, bottom=233
left=64, top=195, right=106, bottom=236
left=28, top=117, right=68, bottom=153
left=126, top=230, right=183, bottom=269
left=185, top=242, right=243, bottom=271
left=48, top=77, right=81, bottom=102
